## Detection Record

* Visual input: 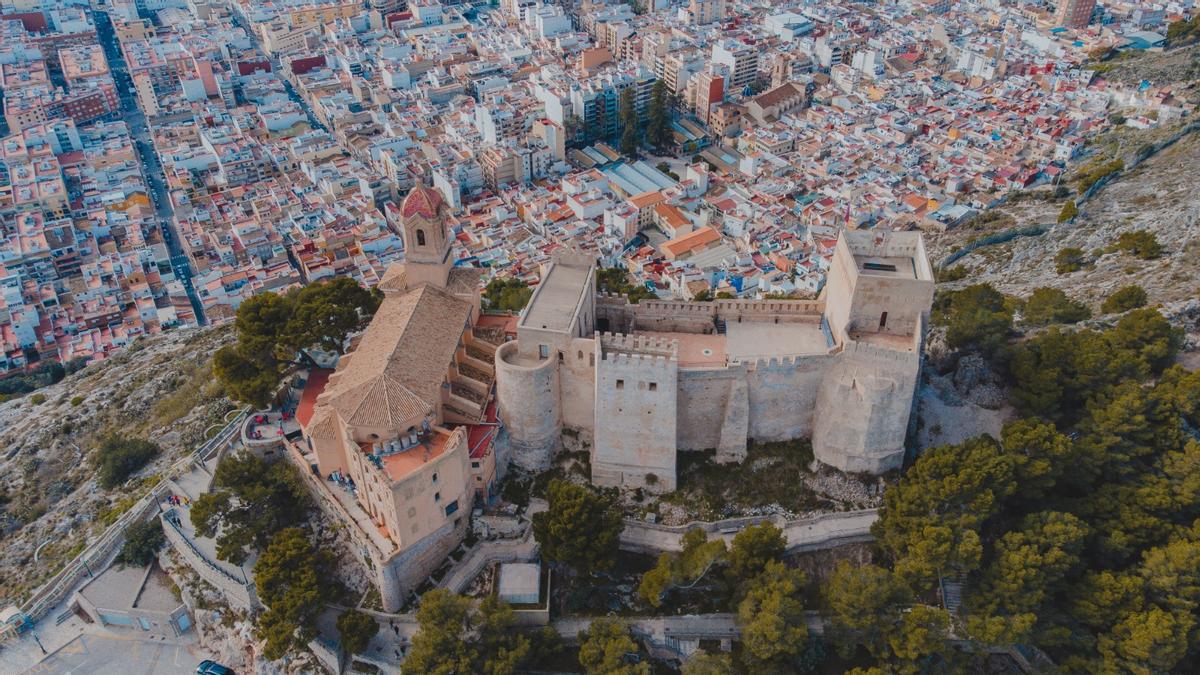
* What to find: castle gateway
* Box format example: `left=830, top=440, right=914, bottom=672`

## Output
left=495, top=230, right=934, bottom=491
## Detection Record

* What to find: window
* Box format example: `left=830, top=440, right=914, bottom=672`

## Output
left=616, top=379, right=624, bottom=390
left=539, top=344, right=549, bottom=358
left=649, top=382, right=658, bottom=392
left=471, top=461, right=480, bottom=469
left=879, top=311, right=888, bottom=329
left=416, top=229, right=426, bottom=246
left=434, top=491, right=441, bottom=502
left=558, top=351, right=564, bottom=363
left=444, top=500, right=459, bottom=516
left=431, top=473, right=438, bottom=484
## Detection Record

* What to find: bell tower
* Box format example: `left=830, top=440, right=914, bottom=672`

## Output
left=400, top=183, right=452, bottom=289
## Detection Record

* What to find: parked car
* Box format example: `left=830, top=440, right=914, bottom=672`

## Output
left=196, top=660, right=233, bottom=675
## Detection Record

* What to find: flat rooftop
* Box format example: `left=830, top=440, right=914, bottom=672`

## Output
left=520, top=262, right=589, bottom=332
left=637, top=331, right=725, bottom=367
left=725, top=321, right=833, bottom=360
left=378, top=429, right=451, bottom=482
left=854, top=255, right=917, bottom=279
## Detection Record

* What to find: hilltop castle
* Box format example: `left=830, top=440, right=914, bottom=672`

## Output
left=495, top=229, right=934, bottom=490
left=298, top=185, right=933, bottom=610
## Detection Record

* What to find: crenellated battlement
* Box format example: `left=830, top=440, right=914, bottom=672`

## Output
left=600, top=351, right=678, bottom=369
left=840, top=338, right=921, bottom=365
left=733, top=353, right=831, bottom=371
left=597, top=331, right=679, bottom=357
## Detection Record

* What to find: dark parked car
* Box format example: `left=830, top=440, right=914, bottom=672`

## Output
left=196, top=660, right=233, bottom=675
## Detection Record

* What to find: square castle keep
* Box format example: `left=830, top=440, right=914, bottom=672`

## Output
left=495, top=229, right=935, bottom=490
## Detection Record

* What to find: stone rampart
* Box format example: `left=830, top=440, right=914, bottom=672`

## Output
left=743, top=353, right=836, bottom=443
left=676, top=367, right=748, bottom=462
left=618, top=509, right=878, bottom=555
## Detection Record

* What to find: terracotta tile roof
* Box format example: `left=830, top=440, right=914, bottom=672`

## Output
left=447, top=266, right=483, bottom=297
left=323, top=283, right=472, bottom=422
left=331, top=372, right=433, bottom=429
left=662, top=226, right=720, bottom=258
left=401, top=185, right=444, bottom=219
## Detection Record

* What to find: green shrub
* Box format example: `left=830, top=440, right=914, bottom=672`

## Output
left=1021, top=288, right=1091, bottom=326
left=30, top=394, right=46, bottom=405
left=1101, top=285, right=1148, bottom=314
left=70, top=396, right=84, bottom=406
left=1057, top=201, right=1078, bottom=223
left=1112, top=230, right=1164, bottom=260
left=936, top=265, right=969, bottom=283
left=1054, top=247, right=1089, bottom=275
left=93, top=435, right=161, bottom=489
left=116, top=519, right=166, bottom=567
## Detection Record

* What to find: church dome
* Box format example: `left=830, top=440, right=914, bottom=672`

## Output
left=401, top=185, right=444, bottom=220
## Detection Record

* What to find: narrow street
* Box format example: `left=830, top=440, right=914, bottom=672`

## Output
left=225, top=7, right=327, bottom=133
left=92, top=9, right=207, bottom=325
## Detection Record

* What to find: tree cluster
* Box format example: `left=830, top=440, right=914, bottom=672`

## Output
left=483, top=276, right=532, bottom=312
left=1053, top=247, right=1090, bottom=275
left=407, top=589, right=565, bottom=674
left=214, top=277, right=381, bottom=408
left=1056, top=200, right=1078, bottom=223
left=1166, top=14, right=1200, bottom=44
left=0, top=357, right=86, bottom=402
left=336, top=608, right=379, bottom=656
left=190, top=451, right=310, bottom=565
left=1101, top=285, right=1148, bottom=314
left=254, top=527, right=341, bottom=660
left=1008, top=307, right=1181, bottom=424
left=638, top=522, right=829, bottom=672
left=116, top=519, right=166, bottom=567
left=93, top=434, right=161, bottom=489
left=933, top=283, right=1014, bottom=360
left=596, top=267, right=656, bottom=303
left=532, top=480, right=624, bottom=576
left=872, top=305, right=1200, bottom=672
left=638, top=529, right=727, bottom=607
left=1074, top=158, right=1123, bottom=193
left=1111, top=229, right=1165, bottom=260
left=1019, top=287, right=1091, bottom=327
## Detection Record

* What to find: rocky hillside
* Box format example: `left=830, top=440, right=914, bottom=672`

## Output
left=928, top=126, right=1199, bottom=313
left=0, top=326, right=236, bottom=606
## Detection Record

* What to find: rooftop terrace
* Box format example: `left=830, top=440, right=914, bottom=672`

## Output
left=854, top=254, right=918, bottom=279
left=520, top=260, right=589, bottom=332
left=725, top=320, right=834, bottom=361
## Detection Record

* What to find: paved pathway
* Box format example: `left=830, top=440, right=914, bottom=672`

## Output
left=19, top=628, right=214, bottom=675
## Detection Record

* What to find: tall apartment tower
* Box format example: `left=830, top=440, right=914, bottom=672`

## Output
left=1055, top=0, right=1095, bottom=29
left=685, top=0, right=725, bottom=25
left=711, top=39, right=759, bottom=94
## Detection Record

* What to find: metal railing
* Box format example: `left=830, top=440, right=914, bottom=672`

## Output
left=15, top=410, right=248, bottom=625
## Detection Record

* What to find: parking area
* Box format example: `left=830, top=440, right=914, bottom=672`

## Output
left=23, top=632, right=212, bottom=675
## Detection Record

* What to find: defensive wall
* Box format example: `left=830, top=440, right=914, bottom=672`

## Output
left=618, top=509, right=879, bottom=555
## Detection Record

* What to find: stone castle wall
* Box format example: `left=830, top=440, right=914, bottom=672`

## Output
left=741, top=354, right=837, bottom=444
left=676, top=366, right=749, bottom=462
left=559, top=337, right=598, bottom=433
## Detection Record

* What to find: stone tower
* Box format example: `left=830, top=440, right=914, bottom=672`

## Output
left=400, top=184, right=452, bottom=289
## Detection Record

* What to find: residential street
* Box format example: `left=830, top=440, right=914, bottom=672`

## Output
left=92, top=9, right=206, bottom=325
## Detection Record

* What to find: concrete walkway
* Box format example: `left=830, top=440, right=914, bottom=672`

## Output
left=437, top=499, right=548, bottom=594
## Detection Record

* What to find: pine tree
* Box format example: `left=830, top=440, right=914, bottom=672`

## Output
left=619, top=88, right=639, bottom=158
